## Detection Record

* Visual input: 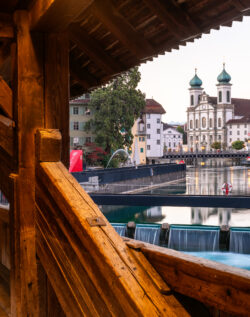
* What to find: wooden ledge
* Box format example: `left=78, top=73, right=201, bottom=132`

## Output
left=36, top=129, right=61, bottom=162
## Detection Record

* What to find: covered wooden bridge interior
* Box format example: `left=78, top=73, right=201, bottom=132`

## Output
left=0, top=0, right=250, bottom=315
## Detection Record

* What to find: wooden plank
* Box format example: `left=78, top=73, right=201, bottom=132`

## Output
left=0, top=77, right=12, bottom=119
left=11, top=10, right=44, bottom=316
left=36, top=161, right=189, bottom=316
left=90, top=0, right=154, bottom=59
left=140, top=242, right=250, bottom=316
left=0, top=14, right=14, bottom=39
left=0, top=115, right=14, bottom=157
left=0, top=275, right=10, bottom=316
left=29, top=0, right=93, bottom=31
left=69, top=24, right=123, bottom=75
left=44, top=33, right=69, bottom=167
left=0, top=207, right=9, bottom=224
left=36, top=129, right=61, bottom=162
left=0, top=148, right=12, bottom=201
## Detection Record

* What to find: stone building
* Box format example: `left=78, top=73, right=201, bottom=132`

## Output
left=162, top=123, right=183, bottom=153
left=186, top=65, right=250, bottom=151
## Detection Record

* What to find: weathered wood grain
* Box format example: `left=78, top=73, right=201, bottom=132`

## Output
left=0, top=115, right=14, bottom=157
left=0, top=78, right=12, bottom=119
left=36, top=161, right=189, bottom=316
left=0, top=207, right=8, bottom=225
left=139, top=241, right=250, bottom=316
left=36, top=129, right=61, bottom=162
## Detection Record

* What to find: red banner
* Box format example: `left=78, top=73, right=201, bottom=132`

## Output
left=69, top=150, right=83, bottom=172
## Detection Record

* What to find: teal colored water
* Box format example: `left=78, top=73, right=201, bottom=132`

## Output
left=185, top=252, right=250, bottom=270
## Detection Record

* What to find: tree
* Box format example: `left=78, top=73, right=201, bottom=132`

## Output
left=177, top=125, right=187, bottom=144
left=231, top=140, right=245, bottom=150
left=85, top=67, right=145, bottom=153
left=211, top=141, right=221, bottom=150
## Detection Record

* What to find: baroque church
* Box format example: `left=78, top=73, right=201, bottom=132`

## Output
left=186, top=65, right=250, bottom=151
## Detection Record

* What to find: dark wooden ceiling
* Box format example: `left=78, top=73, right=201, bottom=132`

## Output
left=0, top=0, right=250, bottom=97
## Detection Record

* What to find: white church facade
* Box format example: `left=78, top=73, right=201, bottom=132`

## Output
left=186, top=65, right=250, bottom=151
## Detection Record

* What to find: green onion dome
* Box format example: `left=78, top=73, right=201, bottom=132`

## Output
left=217, top=64, right=231, bottom=84
left=189, top=69, right=202, bottom=88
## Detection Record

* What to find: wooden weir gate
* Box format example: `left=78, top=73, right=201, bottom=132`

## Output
left=0, top=1, right=250, bottom=315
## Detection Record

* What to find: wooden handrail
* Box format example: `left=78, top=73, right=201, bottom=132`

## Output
left=125, top=239, right=250, bottom=316
left=0, top=206, right=9, bottom=224
left=35, top=160, right=189, bottom=316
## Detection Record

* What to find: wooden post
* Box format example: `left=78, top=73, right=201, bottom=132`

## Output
left=11, top=10, right=44, bottom=315
left=45, top=33, right=69, bottom=168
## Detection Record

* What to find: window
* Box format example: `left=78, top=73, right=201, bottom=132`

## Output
left=230, top=131, right=232, bottom=135
left=147, top=134, right=150, bottom=139
left=195, top=119, right=199, bottom=129
left=191, top=95, right=194, bottom=106
left=157, top=129, right=160, bottom=134
left=230, top=138, right=232, bottom=142
left=190, top=136, right=193, bottom=142
left=245, top=130, right=247, bottom=135
left=210, top=135, right=213, bottom=141
left=245, top=124, right=247, bottom=128
left=218, top=135, right=221, bottom=140
left=73, top=122, right=79, bottom=130
left=139, top=137, right=141, bottom=141
left=157, top=118, right=160, bottom=124
left=147, top=124, right=151, bottom=129
left=190, top=120, right=193, bottom=129
left=218, top=118, right=221, bottom=128
left=219, top=91, right=222, bottom=103
left=237, top=131, right=240, bottom=135
left=147, top=145, right=150, bottom=150
left=173, top=142, right=176, bottom=147
left=202, top=117, right=206, bottom=128
left=168, top=130, right=171, bottom=133
left=140, top=148, right=144, bottom=153
left=198, top=95, right=201, bottom=102
left=147, top=114, right=150, bottom=119
left=227, top=91, right=230, bottom=102
left=237, top=138, right=240, bottom=141
left=169, top=142, right=171, bottom=147
left=173, top=135, right=176, bottom=138
left=196, top=136, right=199, bottom=141
left=203, top=135, right=206, bottom=141
left=157, top=140, right=160, bottom=145
left=209, top=118, right=212, bottom=128
left=142, top=137, right=145, bottom=141
left=73, top=107, right=79, bottom=115
left=86, top=137, right=91, bottom=143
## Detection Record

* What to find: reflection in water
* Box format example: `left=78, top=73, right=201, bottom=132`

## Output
left=100, top=165, right=250, bottom=227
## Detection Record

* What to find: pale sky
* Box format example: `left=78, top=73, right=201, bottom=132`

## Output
left=138, top=16, right=250, bottom=124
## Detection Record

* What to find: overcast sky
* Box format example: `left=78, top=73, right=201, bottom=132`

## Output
left=138, top=16, right=250, bottom=124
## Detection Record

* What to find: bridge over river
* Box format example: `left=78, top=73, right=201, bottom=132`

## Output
left=163, top=151, right=249, bottom=159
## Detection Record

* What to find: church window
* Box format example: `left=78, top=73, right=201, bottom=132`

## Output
left=227, top=91, right=230, bottom=102
left=195, top=119, right=199, bottom=129
left=190, top=136, right=193, bottom=142
left=218, top=118, right=222, bottom=128
left=219, top=91, right=222, bottom=102
left=191, top=95, right=194, bottom=105
left=218, top=135, right=221, bottom=140
left=196, top=136, right=199, bottom=141
left=190, top=120, right=193, bottom=129
left=198, top=95, right=201, bottom=102
left=203, top=135, right=206, bottom=141
left=209, top=118, right=212, bottom=128
left=237, top=131, right=240, bottom=135
left=202, top=117, right=206, bottom=128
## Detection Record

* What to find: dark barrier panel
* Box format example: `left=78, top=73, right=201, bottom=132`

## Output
left=72, top=163, right=186, bottom=184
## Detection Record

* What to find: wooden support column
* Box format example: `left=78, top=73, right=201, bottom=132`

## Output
left=45, top=33, right=69, bottom=168
left=11, top=10, right=44, bottom=316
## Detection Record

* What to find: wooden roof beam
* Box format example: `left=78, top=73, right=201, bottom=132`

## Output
left=89, top=0, right=154, bottom=60
left=143, top=0, right=199, bottom=40
left=69, top=24, right=123, bottom=75
left=29, top=0, right=94, bottom=31
left=0, top=77, right=12, bottom=119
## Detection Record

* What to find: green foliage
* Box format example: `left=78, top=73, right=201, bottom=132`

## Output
left=85, top=67, right=145, bottom=153
left=176, top=126, right=184, bottom=134
left=211, top=141, right=221, bottom=150
left=231, top=140, right=245, bottom=150
left=176, top=125, right=187, bottom=144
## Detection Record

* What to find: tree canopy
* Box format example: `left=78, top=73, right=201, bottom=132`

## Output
left=231, top=140, right=245, bottom=150
left=211, top=141, right=221, bottom=150
left=85, top=67, right=145, bottom=153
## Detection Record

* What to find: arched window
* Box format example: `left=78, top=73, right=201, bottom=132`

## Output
left=195, top=119, right=199, bottom=129
left=209, top=118, right=212, bottom=128
left=218, top=118, right=222, bottom=128
left=202, top=117, right=206, bottom=128
left=191, top=95, right=194, bottom=106
left=227, top=91, right=230, bottom=103
left=218, top=91, right=222, bottom=103
left=190, top=120, right=193, bottom=129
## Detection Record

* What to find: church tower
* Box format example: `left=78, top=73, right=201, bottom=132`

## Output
left=189, top=69, right=203, bottom=107
left=217, top=63, right=232, bottom=104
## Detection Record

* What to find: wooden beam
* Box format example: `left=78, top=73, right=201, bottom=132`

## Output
left=143, top=0, right=199, bottom=40
left=0, top=115, right=14, bottom=157
left=36, top=129, right=62, bottom=163
left=140, top=241, right=250, bottom=316
left=0, top=14, right=14, bottom=39
left=0, top=77, right=12, bottom=119
left=29, top=0, right=93, bottom=31
left=0, top=147, right=12, bottom=201
left=69, top=24, right=123, bottom=75
left=44, top=33, right=69, bottom=167
left=89, top=0, right=154, bottom=59
left=11, top=10, right=44, bottom=316
left=35, top=161, right=189, bottom=316
left=0, top=206, right=9, bottom=224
